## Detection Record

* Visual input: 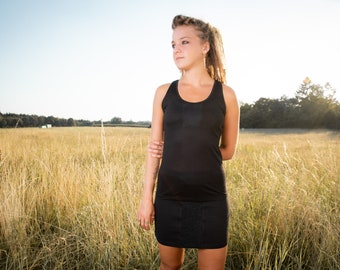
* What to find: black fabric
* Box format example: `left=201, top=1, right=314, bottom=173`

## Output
left=157, top=80, right=227, bottom=201
left=155, top=198, right=229, bottom=248
left=154, top=80, right=229, bottom=249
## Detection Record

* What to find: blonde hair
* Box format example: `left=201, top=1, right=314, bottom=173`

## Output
left=172, top=15, right=226, bottom=83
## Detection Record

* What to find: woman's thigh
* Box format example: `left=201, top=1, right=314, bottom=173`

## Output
left=158, top=243, right=185, bottom=269
left=198, top=246, right=227, bottom=270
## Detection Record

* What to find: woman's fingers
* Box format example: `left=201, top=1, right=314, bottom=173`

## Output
left=138, top=219, right=151, bottom=230
left=148, top=140, right=164, bottom=158
left=137, top=214, right=155, bottom=230
left=136, top=201, right=155, bottom=230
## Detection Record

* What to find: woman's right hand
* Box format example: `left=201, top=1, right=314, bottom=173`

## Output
left=137, top=199, right=155, bottom=231
left=148, top=140, right=164, bottom=158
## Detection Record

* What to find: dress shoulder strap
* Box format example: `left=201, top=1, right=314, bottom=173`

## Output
left=162, top=80, right=178, bottom=110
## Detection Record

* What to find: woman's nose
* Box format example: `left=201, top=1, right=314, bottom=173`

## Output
left=173, top=45, right=181, bottom=53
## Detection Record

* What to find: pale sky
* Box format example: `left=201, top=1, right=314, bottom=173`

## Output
left=1, top=0, right=339, bottom=121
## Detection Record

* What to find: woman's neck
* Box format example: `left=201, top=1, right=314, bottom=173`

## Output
left=180, top=68, right=212, bottom=87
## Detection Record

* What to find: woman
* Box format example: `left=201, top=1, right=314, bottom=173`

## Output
left=137, top=15, right=239, bottom=270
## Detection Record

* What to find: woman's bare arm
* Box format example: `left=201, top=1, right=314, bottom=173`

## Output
left=136, top=84, right=169, bottom=230
left=220, top=85, right=240, bottom=160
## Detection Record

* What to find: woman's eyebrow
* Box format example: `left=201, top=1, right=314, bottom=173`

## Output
left=172, top=36, right=192, bottom=43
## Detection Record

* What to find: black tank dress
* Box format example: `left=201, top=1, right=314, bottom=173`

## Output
left=154, top=80, right=229, bottom=249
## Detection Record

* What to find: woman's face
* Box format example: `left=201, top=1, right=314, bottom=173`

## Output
left=171, top=25, right=208, bottom=71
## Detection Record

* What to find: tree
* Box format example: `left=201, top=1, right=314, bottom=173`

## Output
left=252, top=98, right=273, bottom=128
left=0, top=114, right=5, bottom=128
left=46, top=116, right=56, bottom=126
left=240, top=103, right=254, bottom=128
left=111, top=117, right=122, bottom=124
left=67, top=118, right=76, bottom=126
left=295, top=77, right=338, bottom=128
left=278, top=96, right=299, bottom=128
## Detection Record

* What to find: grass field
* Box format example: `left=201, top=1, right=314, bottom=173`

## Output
left=0, top=127, right=339, bottom=269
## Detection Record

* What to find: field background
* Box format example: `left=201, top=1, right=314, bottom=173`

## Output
left=0, top=127, right=339, bottom=269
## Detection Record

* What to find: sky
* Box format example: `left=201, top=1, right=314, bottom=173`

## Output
left=1, top=0, right=339, bottom=122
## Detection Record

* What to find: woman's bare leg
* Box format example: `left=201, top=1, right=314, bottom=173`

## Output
left=158, top=243, right=185, bottom=270
left=197, top=246, right=227, bottom=270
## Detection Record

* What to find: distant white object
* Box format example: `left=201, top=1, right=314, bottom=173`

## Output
left=41, top=124, right=52, bottom=128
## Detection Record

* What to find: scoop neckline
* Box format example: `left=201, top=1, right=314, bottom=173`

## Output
left=175, top=80, right=216, bottom=104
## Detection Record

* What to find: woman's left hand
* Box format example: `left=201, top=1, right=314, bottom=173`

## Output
left=148, top=140, right=164, bottom=158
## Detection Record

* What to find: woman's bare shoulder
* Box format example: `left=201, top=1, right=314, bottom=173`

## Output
left=222, top=84, right=236, bottom=97
left=157, top=83, right=172, bottom=93
left=222, top=84, right=238, bottom=105
left=154, top=82, right=172, bottom=100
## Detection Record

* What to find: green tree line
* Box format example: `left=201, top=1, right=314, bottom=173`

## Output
left=0, top=114, right=151, bottom=128
left=0, top=114, right=89, bottom=128
left=240, top=78, right=339, bottom=129
left=1, top=78, right=339, bottom=129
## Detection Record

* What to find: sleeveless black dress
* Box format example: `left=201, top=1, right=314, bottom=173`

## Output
left=154, top=80, right=229, bottom=249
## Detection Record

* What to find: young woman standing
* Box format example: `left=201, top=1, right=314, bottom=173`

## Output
left=137, top=15, right=239, bottom=270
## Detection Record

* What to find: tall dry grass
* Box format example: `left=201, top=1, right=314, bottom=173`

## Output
left=0, top=127, right=339, bottom=269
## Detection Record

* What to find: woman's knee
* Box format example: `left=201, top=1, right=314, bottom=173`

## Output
left=160, top=254, right=183, bottom=270
left=158, top=244, right=184, bottom=270
left=160, top=260, right=183, bottom=270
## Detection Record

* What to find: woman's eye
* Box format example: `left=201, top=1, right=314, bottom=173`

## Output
left=171, top=40, right=188, bottom=49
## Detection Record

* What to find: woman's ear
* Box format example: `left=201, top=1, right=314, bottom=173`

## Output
left=202, top=42, right=210, bottom=54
